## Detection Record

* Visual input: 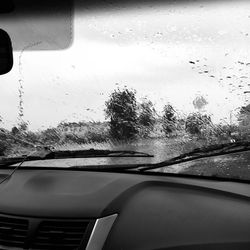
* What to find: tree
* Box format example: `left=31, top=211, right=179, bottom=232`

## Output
left=185, top=113, right=211, bottom=135
left=138, top=99, right=156, bottom=137
left=0, top=129, right=8, bottom=156
left=193, top=95, right=208, bottom=111
left=0, top=116, right=8, bottom=156
left=41, top=128, right=61, bottom=144
left=18, top=121, right=28, bottom=132
left=12, top=121, right=29, bottom=135
left=105, top=87, right=138, bottom=140
left=238, top=104, right=250, bottom=128
left=0, top=141, right=7, bottom=156
left=162, top=104, right=176, bottom=136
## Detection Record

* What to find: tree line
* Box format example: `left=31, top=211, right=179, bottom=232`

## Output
left=1, top=86, right=249, bottom=156
left=104, top=87, right=220, bottom=140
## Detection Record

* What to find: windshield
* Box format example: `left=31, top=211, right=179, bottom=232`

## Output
left=1, top=0, right=250, bottom=180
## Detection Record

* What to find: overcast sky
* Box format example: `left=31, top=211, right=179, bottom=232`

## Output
left=1, top=0, right=250, bottom=130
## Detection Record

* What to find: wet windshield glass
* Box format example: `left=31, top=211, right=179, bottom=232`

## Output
left=1, top=0, right=250, bottom=179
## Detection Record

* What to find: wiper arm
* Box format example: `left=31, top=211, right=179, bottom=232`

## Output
left=0, top=148, right=153, bottom=167
left=139, top=141, right=250, bottom=172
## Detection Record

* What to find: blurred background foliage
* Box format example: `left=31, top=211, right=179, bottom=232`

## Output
left=0, top=86, right=249, bottom=157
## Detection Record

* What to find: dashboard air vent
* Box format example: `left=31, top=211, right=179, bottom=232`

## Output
left=0, top=215, right=29, bottom=249
left=31, top=220, right=91, bottom=250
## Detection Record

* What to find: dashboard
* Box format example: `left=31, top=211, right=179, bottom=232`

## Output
left=0, top=168, right=249, bottom=249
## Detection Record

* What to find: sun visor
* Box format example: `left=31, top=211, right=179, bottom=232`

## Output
left=0, top=0, right=73, bottom=51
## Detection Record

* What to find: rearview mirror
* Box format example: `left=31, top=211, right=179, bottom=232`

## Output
left=0, top=1, right=14, bottom=13
left=0, top=29, right=13, bottom=75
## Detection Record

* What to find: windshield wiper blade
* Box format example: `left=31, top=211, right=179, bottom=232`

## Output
left=46, top=149, right=153, bottom=158
left=138, top=141, right=250, bottom=172
left=0, top=148, right=154, bottom=167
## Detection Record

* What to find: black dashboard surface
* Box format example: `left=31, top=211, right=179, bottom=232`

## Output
left=0, top=168, right=250, bottom=249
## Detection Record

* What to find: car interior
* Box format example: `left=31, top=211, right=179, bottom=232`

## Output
left=0, top=0, right=250, bottom=249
